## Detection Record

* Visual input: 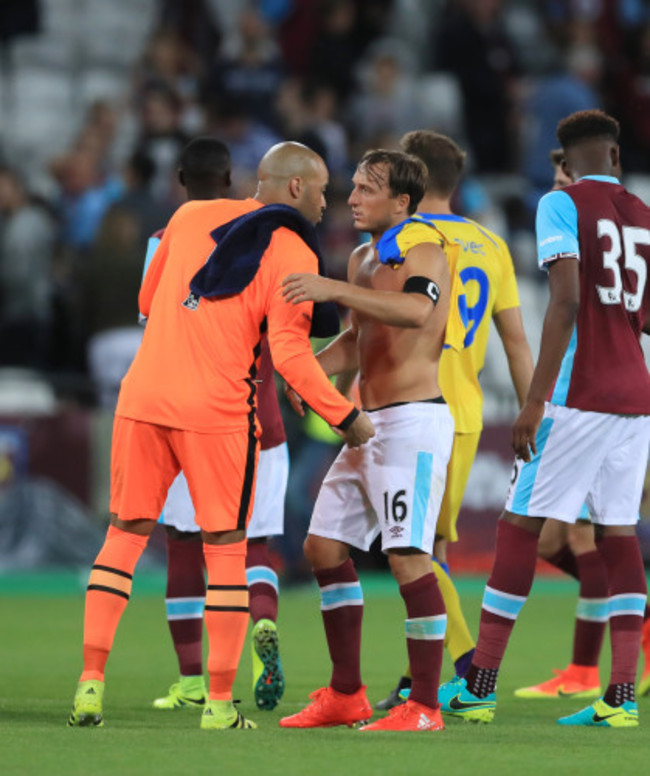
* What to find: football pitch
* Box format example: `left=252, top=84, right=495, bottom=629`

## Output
left=1, top=570, right=647, bottom=776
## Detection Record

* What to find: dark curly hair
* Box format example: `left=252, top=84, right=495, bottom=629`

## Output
left=556, top=110, right=620, bottom=150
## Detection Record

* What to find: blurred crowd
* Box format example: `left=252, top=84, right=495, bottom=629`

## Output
left=1, top=0, right=650, bottom=394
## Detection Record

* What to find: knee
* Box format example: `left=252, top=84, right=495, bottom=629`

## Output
left=535, top=519, right=565, bottom=560
left=536, top=534, right=556, bottom=561
left=110, top=514, right=156, bottom=537
left=387, top=554, right=407, bottom=585
left=388, top=550, right=431, bottom=587
left=566, top=526, right=596, bottom=555
left=303, top=534, right=348, bottom=570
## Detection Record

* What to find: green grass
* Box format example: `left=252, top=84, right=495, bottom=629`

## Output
left=0, top=571, right=647, bottom=776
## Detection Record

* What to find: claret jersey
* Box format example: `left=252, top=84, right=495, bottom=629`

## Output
left=536, top=176, right=650, bottom=415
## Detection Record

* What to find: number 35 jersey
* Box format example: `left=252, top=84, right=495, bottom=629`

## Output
left=536, top=175, right=650, bottom=415
left=420, top=214, right=521, bottom=433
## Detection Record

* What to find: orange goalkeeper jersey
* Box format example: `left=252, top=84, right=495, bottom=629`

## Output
left=116, top=197, right=355, bottom=433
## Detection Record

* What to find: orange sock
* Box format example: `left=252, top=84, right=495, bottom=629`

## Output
left=203, top=540, right=249, bottom=700
left=80, top=525, right=148, bottom=681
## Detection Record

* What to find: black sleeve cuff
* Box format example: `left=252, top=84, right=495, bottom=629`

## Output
left=336, top=407, right=359, bottom=431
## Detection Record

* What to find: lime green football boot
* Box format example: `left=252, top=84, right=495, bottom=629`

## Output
left=152, top=675, right=207, bottom=709
left=200, top=700, right=257, bottom=730
left=557, top=697, right=639, bottom=728
left=68, top=679, right=105, bottom=727
left=251, top=619, right=285, bottom=710
left=438, top=676, right=496, bottom=723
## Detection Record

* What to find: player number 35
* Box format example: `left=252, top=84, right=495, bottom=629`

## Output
left=596, top=219, right=648, bottom=312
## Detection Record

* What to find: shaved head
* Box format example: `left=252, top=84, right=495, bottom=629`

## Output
left=255, top=141, right=329, bottom=224
left=258, top=141, right=326, bottom=183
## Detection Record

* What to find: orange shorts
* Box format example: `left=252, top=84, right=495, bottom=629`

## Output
left=110, top=416, right=259, bottom=533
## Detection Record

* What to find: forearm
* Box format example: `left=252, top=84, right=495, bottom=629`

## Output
left=507, top=345, right=534, bottom=408
left=526, top=299, right=578, bottom=403
left=494, top=307, right=534, bottom=407
left=273, top=349, right=356, bottom=428
left=506, top=345, right=534, bottom=408
left=268, top=302, right=355, bottom=426
left=330, top=281, right=430, bottom=328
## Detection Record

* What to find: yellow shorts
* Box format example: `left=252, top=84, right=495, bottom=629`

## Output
left=110, top=416, right=259, bottom=533
left=435, top=431, right=481, bottom=542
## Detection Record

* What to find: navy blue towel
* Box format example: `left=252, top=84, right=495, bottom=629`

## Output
left=190, top=203, right=339, bottom=338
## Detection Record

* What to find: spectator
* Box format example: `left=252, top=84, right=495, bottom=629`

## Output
left=81, top=205, right=147, bottom=410
left=346, top=38, right=421, bottom=150
left=134, top=84, right=190, bottom=204
left=434, top=0, right=521, bottom=173
left=0, top=166, right=57, bottom=368
left=301, top=80, right=349, bottom=176
left=157, top=0, right=222, bottom=78
left=112, top=151, right=175, bottom=246
left=209, top=7, right=286, bottom=129
left=205, top=98, right=280, bottom=196
left=522, top=44, right=602, bottom=209
left=135, top=28, right=205, bottom=134
left=610, top=21, right=650, bottom=172
left=309, top=0, right=362, bottom=101
left=275, top=78, right=348, bottom=176
left=50, top=150, right=123, bottom=254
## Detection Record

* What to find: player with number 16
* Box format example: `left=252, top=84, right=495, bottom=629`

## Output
left=279, top=148, right=465, bottom=732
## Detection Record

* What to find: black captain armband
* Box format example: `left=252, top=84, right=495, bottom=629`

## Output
left=403, top=276, right=440, bottom=306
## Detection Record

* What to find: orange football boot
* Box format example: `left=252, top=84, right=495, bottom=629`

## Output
left=360, top=700, right=444, bottom=732
left=514, top=663, right=601, bottom=699
left=279, top=686, right=372, bottom=729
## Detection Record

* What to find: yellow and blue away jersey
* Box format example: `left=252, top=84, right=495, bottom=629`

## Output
left=378, top=213, right=520, bottom=433
left=375, top=216, right=467, bottom=352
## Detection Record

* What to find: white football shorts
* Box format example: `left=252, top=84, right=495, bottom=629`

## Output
left=505, top=403, right=650, bottom=525
left=160, top=441, right=288, bottom=538
left=309, top=401, right=454, bottom=554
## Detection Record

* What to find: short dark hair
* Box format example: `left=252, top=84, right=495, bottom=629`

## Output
left=179, top=137, right=231, bottom=181
left=399, top=130, right=465, bottom=197
left=549, top=148, right=564, bottom=166
left=556, top=110, right=620, bottom=150
left=357, top=149, right=427, bottom=215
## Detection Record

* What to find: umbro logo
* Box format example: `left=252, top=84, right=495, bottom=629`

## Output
left=182, top=292, right=200, bottom=310
left=389, top=526, right=404, bottom=538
